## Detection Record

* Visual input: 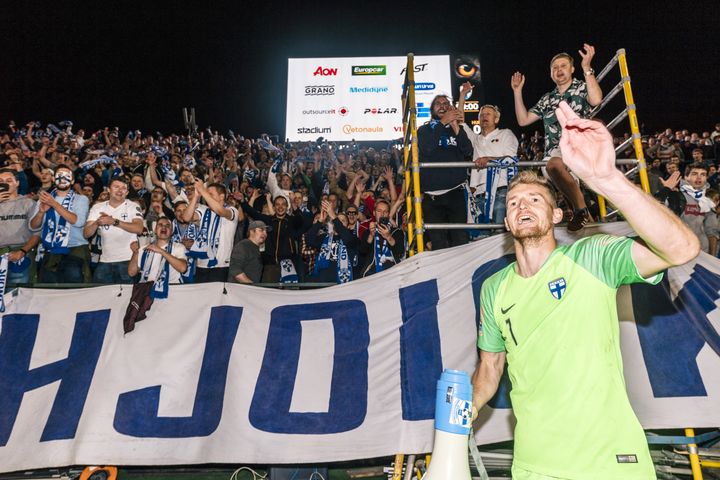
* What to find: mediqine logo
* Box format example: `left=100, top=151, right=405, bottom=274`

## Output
left=297, top=126, right=332, bottom=134
left=305, top=85, right=335, bottom=96
left=313, top=66, right=338, bottom=76
left=352, top=65, right=387, bottom=76
left=363, top=107, right=398, bottom=114
left=342, top=125, right=383, bottom=134
left=349, top=86, right=388, bottom=94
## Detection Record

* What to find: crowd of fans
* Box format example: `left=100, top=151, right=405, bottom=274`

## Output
left=0, top=118, right=719, bottom=290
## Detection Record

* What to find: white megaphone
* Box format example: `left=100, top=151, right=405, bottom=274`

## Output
left=423, top=369, right=473, bottom=480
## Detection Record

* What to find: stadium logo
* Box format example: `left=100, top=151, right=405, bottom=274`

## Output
left=416, top=102, right=431, bottom=118
left=349, top=86, right=389, bottom=94
left=297, top=127, right=332, bottom=134
left=305, top=85, right=335, bottom=96
left=400, top=63, right=428, bottom=75
left=342, top=125, right=383, bottom=134
left=352, top=65, right=387, bottom=76
left=313, top=66, right=338, bottom=76
left=363, top=107, right=398, bottom=115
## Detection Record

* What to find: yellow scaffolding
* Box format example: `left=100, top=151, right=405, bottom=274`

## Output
left=401, top=53, right=425, bottom=256
left=591, top=48, right=651, bottom=219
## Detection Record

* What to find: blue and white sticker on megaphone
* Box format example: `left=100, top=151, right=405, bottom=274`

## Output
left=449, top=398, right=472, bottom=427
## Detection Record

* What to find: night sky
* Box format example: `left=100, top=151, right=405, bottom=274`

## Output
left=3, top=0, right=718, bottom=138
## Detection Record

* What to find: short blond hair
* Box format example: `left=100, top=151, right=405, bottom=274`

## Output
left=507, top=170, right=557, bottom=207
left=550, top=52, right=574, bottom=68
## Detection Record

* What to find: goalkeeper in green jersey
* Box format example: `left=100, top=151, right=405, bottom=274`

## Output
left=471, top=101, right=700, bottom=480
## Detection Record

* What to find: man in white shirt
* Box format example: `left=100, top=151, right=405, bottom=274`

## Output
left=128, top=217, right=187, bottom=292
left=182, top=180, right=240, bottom=283
left=459, top=87, right=519, bottom=227
left=84, top=177, right=144, bottom=283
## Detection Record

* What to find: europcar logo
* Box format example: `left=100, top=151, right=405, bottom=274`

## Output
left=352, top=65, right=387, bottom=76
left=297, top=126, right=332, bottom=134
left=342, top=125, right=383, bottom=134
left=305, top=85, right=335, bottom=96
left=313, top=66, right=338, bottom=76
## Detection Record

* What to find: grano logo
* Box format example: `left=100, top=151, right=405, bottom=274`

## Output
left=352, top=65, right=387, bottom=76
left=313, top=66, right=338, bottom=76
left=305, top=85, right=335, bottom=96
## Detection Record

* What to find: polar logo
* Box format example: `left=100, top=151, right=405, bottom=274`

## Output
left=363, top=108, right=398, bottom=115
left=313, top=67, right=338, bottom=76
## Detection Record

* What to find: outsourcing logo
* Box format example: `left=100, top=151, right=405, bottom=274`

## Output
left=305, top=85, right=335, bottom=96
left=363, top=107, right=398, bottom=115
left=349, top=86, right=389, bottom=94
left=342, top=125, right=383, bottom=135
left=352, top=65, right=387, bottom=76
left=297, top=127, right=332, bottom=134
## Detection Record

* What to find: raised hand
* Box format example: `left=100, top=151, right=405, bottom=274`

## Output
left=459, top=81, right=473, bottom=97
left=578, top=43, right=596, bottom=70
left=511, top=72, right=525, bottom=92
left=659, top=171, right=681, bottom=191
left=556, top=101, right=617, bottom=190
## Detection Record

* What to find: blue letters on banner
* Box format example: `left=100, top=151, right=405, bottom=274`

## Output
left=398, top=280, right=443, bottom=420
left=249, top=301, right=369, bottom=434
left=471, top=256, right=515, bottom=409
left=0, top=310, right=110, bottom=446
left=113, top=306, right=242, bottom=437
left=632, top=264, right=720, bottom=397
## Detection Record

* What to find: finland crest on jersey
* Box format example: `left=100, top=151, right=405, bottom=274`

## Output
left=548, top=277, right=567, bottom=300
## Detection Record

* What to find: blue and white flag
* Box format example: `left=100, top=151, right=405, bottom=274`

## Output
left=0, top=253, right=8, bottom=312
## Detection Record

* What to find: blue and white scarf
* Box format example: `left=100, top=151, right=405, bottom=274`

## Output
left=79, top=155, right=116, bottom=171
left=468, top=156, right=519, bottom=224
left=374, top=231, right=393, bottom=273
left=280, top=258, right=298, bottom=283
left=8, top=255, right=30, bottom=273
left=0, top=253, right=8, bottom=312
left=139, top=243, right=175, bottom=299
left=680, top=184, right=715, bottom=213
left=313, top=224, right=352, bottom=284
left=179, top=223, right=197, bottom=283
left=41, top=190, right=75, bottom=254
left=161, top=159, right=178, bottom=185
left=187, top=207, right=221, bottom=267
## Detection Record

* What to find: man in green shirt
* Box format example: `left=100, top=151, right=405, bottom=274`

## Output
left=472, top=101, right=700, bottom=480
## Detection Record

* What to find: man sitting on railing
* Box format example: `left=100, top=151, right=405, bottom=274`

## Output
left=511, top=43, right=603, bottom=232
left=458, top=83, right=519, bottom=233
left=417, top=95, right=474, bottom=250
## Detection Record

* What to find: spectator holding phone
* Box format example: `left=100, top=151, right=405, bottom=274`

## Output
left=358, top=199, right=404, bottom=277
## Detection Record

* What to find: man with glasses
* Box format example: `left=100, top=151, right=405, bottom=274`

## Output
left=30, top=166, right=91, bottom=283
left=345, top=207, right=361, bottom=238
left=511, top=44, right=603, bottom=231
left=417, top=94, right=474, bottom=250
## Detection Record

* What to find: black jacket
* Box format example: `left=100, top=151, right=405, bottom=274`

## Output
left=418, top=120, right=473, bottom=192
left=240, top=202, right=307, bottom=265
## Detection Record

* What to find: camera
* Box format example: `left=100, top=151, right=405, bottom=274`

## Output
left=379, top=217, right=390, bottom=228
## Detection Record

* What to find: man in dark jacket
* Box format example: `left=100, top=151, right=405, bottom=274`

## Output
left=241, top=195, right=307, bottom=282
left=418, top=94, right=474, bottom=250
left=359, top=199, right=404, bottom=277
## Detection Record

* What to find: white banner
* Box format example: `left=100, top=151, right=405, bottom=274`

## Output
left=285, top=55, right=452, bottom=141
left=1, top=223, right=719, bottom=472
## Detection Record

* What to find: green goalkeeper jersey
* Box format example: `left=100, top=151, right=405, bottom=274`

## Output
left=478, top=234, right=660, bottom=479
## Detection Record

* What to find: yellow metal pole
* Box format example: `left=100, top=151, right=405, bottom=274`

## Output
left=406, top=58, right=424, bottom=253
left=617, top=49, right=650, bottom=194
left=403, top=54, right=416, bottom=255
left=685, top=428, right=704, bottom=480
left=598, top=195, right=607, bottom=220
left=392, top=453, right=405, bottom=480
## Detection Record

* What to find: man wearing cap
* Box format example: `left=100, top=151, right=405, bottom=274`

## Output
left=0, top=168, right=40, bottom=284
left=30, top=165, right=91, bottom=283
left=511, top=43, right=603, bottom=231
left=228, top=220, right=268, bottom=284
